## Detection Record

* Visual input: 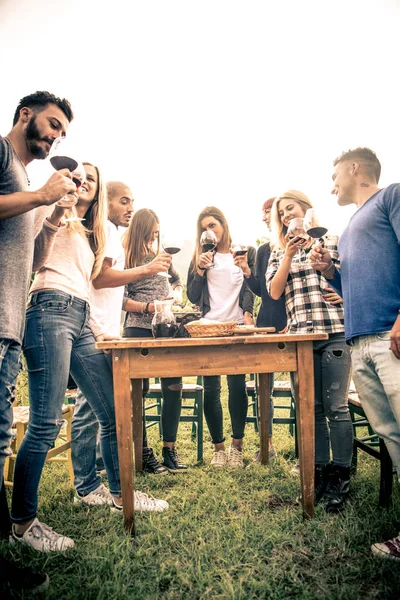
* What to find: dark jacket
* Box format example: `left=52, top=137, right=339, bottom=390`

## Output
left=186, top=247, right=256, bottom=317
left=246, top=242, right=287, bottom=330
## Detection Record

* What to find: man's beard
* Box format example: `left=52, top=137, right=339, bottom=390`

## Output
left=25, top=116, right=53, bottom=159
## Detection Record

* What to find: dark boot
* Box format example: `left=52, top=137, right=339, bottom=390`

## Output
left=162, top=447, right=188, bottom=473
left=315, top=464, right=329, bottom=504
left=142, top=447, right=169, bottom=475
left=324, top=464, right=351, bottom=513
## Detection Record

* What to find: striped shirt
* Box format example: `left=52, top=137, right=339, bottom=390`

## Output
left=266, top=236, right=344, bottom=334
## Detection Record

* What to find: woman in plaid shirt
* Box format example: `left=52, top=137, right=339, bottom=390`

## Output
left=266, top=190, right=353, bottom=513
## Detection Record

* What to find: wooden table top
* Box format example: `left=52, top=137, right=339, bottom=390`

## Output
left=96, top=332, right=328, bottom=350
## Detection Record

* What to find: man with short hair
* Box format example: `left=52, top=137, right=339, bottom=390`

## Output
left=311, top=147, right=400, bottom=560
left=0, top=91, right=75, bottom=593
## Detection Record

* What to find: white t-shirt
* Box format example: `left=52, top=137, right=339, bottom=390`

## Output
left=205, top=252, right=244, bottom=323
left=88, top=220, right=125, bottom=337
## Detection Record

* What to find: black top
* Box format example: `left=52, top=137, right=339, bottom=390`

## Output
left=186, top=246, right=256, bottom=317
left=246, top=242, right=287, bottom=331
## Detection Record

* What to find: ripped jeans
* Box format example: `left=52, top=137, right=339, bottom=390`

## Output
left=313, top=333, right=353, bottom=467
left=11, top=291, right=120, bottom=524
left=0, top=339, right=21, bottom=484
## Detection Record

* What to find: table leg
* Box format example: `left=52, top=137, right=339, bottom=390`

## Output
left=112, top=349, right=135, bottom=535
left=131, top=379, right=143, bottom=472
left=258, top=373, right=271, bottom=465
left=295, top=341, right=315, bottom=519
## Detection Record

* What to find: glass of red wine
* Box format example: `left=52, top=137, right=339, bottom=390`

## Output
left=157, top=235, right=182, bottom=278
left=287, top=218, right=309, bottom=263
left=200, top=230, right=217, bottom=269
left=304, top=209, right=328, bottom=266
left=49, top=136, right=86, bottom=222
left=230, top=243, right=249, bottom=272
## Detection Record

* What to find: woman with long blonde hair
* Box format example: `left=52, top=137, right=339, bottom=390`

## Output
left=10, top=163, right=124, bottom=551
left=187, top=206, right=256, bottom=469
left=267, top=190, right=353, bottom=513
left=123, top=208, right=187, bottom=474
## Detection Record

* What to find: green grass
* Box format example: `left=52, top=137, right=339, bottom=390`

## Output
left=2, top=373, right=400, bottom=599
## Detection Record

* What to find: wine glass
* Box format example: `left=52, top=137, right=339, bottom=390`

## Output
left=200, top=230, right=217, bottom=269
left=304, top=209, right=328, bottom=266
left=230, top=243, right=249, bottom=273
left=287, top=218, right=309, bottom=263
left=49, top=136, right=86, bottom=222
left=157, top=235, right=182, bottom=278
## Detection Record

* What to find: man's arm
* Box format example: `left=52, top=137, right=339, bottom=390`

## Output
left=0, top=170, right=77, bottom=220
left=92, top=254, right=172, bottom=290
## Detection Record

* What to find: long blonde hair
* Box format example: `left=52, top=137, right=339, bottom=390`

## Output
left=271, top=190, right=313, bottom=250
left=66, top=162, right=107, bottom=279
left=123, top=208, right=160, bottom=269
left=191, top=206, right=232, bottom=273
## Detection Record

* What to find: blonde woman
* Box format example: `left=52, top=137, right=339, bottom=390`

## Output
left=10, top=165, right=168, bottom=554
left=267, top=190, right=353, bottom=512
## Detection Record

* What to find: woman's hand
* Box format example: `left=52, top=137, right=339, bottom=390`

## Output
left=243, top=311, right=254, bottom=325
left=322, top=286, right=342, bottom=305
left=95, top=332, right=121, bottom=354
left=172, top=286, right=183, bottom=305
left=284, top=233, right=307, bottom=260
left=232, top=251, right=251, bottom=277
left=46, top=197, right=78, bottom=227
left=198, top=251, right=214, bottom=270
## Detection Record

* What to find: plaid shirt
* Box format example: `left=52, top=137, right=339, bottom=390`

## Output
left=266, top=235, right=345, bottom=334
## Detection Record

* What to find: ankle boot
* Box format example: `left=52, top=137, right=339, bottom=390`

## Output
left=324, top=464, right=351, bottom=513
left=315, top=464, right=329, bottom=504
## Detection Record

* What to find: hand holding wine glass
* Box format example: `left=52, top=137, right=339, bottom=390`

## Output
left=157, top=235, right=182, bottom=278
left=200, top=230, right=217, bottom=269
left=286, top=218, right=309, bottom=262
left=230, top=243, right=251, bottom=275
left=48, top=136, right=86, bottom=222
left=304, top=208, right=328, bottom=266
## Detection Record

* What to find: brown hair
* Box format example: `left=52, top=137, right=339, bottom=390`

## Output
left=271, top=190, right=313, bottom=250
left=123, top=208, right=160, bottom=269
left=333, top=147, right=381, bottom=183
left=191, top=206, right=232, bottom=273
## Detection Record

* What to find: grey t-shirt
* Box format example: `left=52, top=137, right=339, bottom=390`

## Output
left=0, top=135, right=33, bottom=344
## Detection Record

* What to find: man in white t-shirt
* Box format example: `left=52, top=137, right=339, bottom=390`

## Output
left=71, top=182, right=172, bottom=510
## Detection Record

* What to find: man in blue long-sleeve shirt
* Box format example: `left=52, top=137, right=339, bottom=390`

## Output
left=310, top=147, right=400, bottom=562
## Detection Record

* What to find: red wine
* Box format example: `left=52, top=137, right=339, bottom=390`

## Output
left=234, top=249, right=248, bottom=256
left=163, top=246, right=181, bottom=254
left=50, top=155, right=78, bottom=172
left=307, top=226, right=328, bottom=238
left=152, top=322, right=179, bottom=338
left=72, top=176, right=83, bottom=189
left=202, top=243, right=216, bottom=253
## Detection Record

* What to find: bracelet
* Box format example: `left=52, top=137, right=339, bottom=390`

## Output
left=324, top=262, right=336, bottom=279
left=140, top=302, right=145, bottom=314
left=197, top=265, right=205, bottom=271
left=144, top=302, right=151, bottom=314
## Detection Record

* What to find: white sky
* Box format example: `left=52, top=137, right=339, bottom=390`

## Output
left=1, top=0, right=399, bottom=245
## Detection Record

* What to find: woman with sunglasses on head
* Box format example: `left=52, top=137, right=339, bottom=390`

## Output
left=187, top=206, right=255, bottom=469
left=122, top=208, right=187, bottom=474
left=266, top=190, right=353, bottom=513
left=11, top=164, right=168, bottom=554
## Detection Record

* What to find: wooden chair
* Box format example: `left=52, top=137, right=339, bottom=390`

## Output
left=4, top=402, right=75, bottom=488
left=145, top=377, right=204, bottom=462
left=348, top=391, right=393, bottom=508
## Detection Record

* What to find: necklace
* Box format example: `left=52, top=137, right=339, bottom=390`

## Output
left=4, top=136, right=31, bottom=186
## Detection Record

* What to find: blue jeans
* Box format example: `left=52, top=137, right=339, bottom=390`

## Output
left=0, top=339, right=21, bottom=484
left=313, top=334, right=353, bottom=467
left=11, top=291, right=121, bottom=524
left=350, top=331, right=400, bottom=478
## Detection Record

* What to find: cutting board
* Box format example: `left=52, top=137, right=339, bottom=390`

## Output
left=232, top=326, right=276, bottom=335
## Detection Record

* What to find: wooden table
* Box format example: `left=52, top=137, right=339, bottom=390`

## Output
left=96, top=332, right=328, bottom=534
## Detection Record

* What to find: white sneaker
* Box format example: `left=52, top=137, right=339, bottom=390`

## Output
left=210, top=450, right=227, bottom=469
left=10, top=519, right=75, bottom=552
left=74, top=483, right=112, bottom=506
left=227, top=445, right=244, bottom=469
left=111, top=491, right=169, bottom=513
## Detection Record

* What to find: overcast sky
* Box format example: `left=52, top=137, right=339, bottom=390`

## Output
left=1, top=0, right=399, bottom=244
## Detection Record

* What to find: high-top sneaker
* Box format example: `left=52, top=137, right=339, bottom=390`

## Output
left=142, top=447, right=169, bottom=475
left=324, top=464, right=351, bottom=513
left=162, top=447, right=188, bottom=473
